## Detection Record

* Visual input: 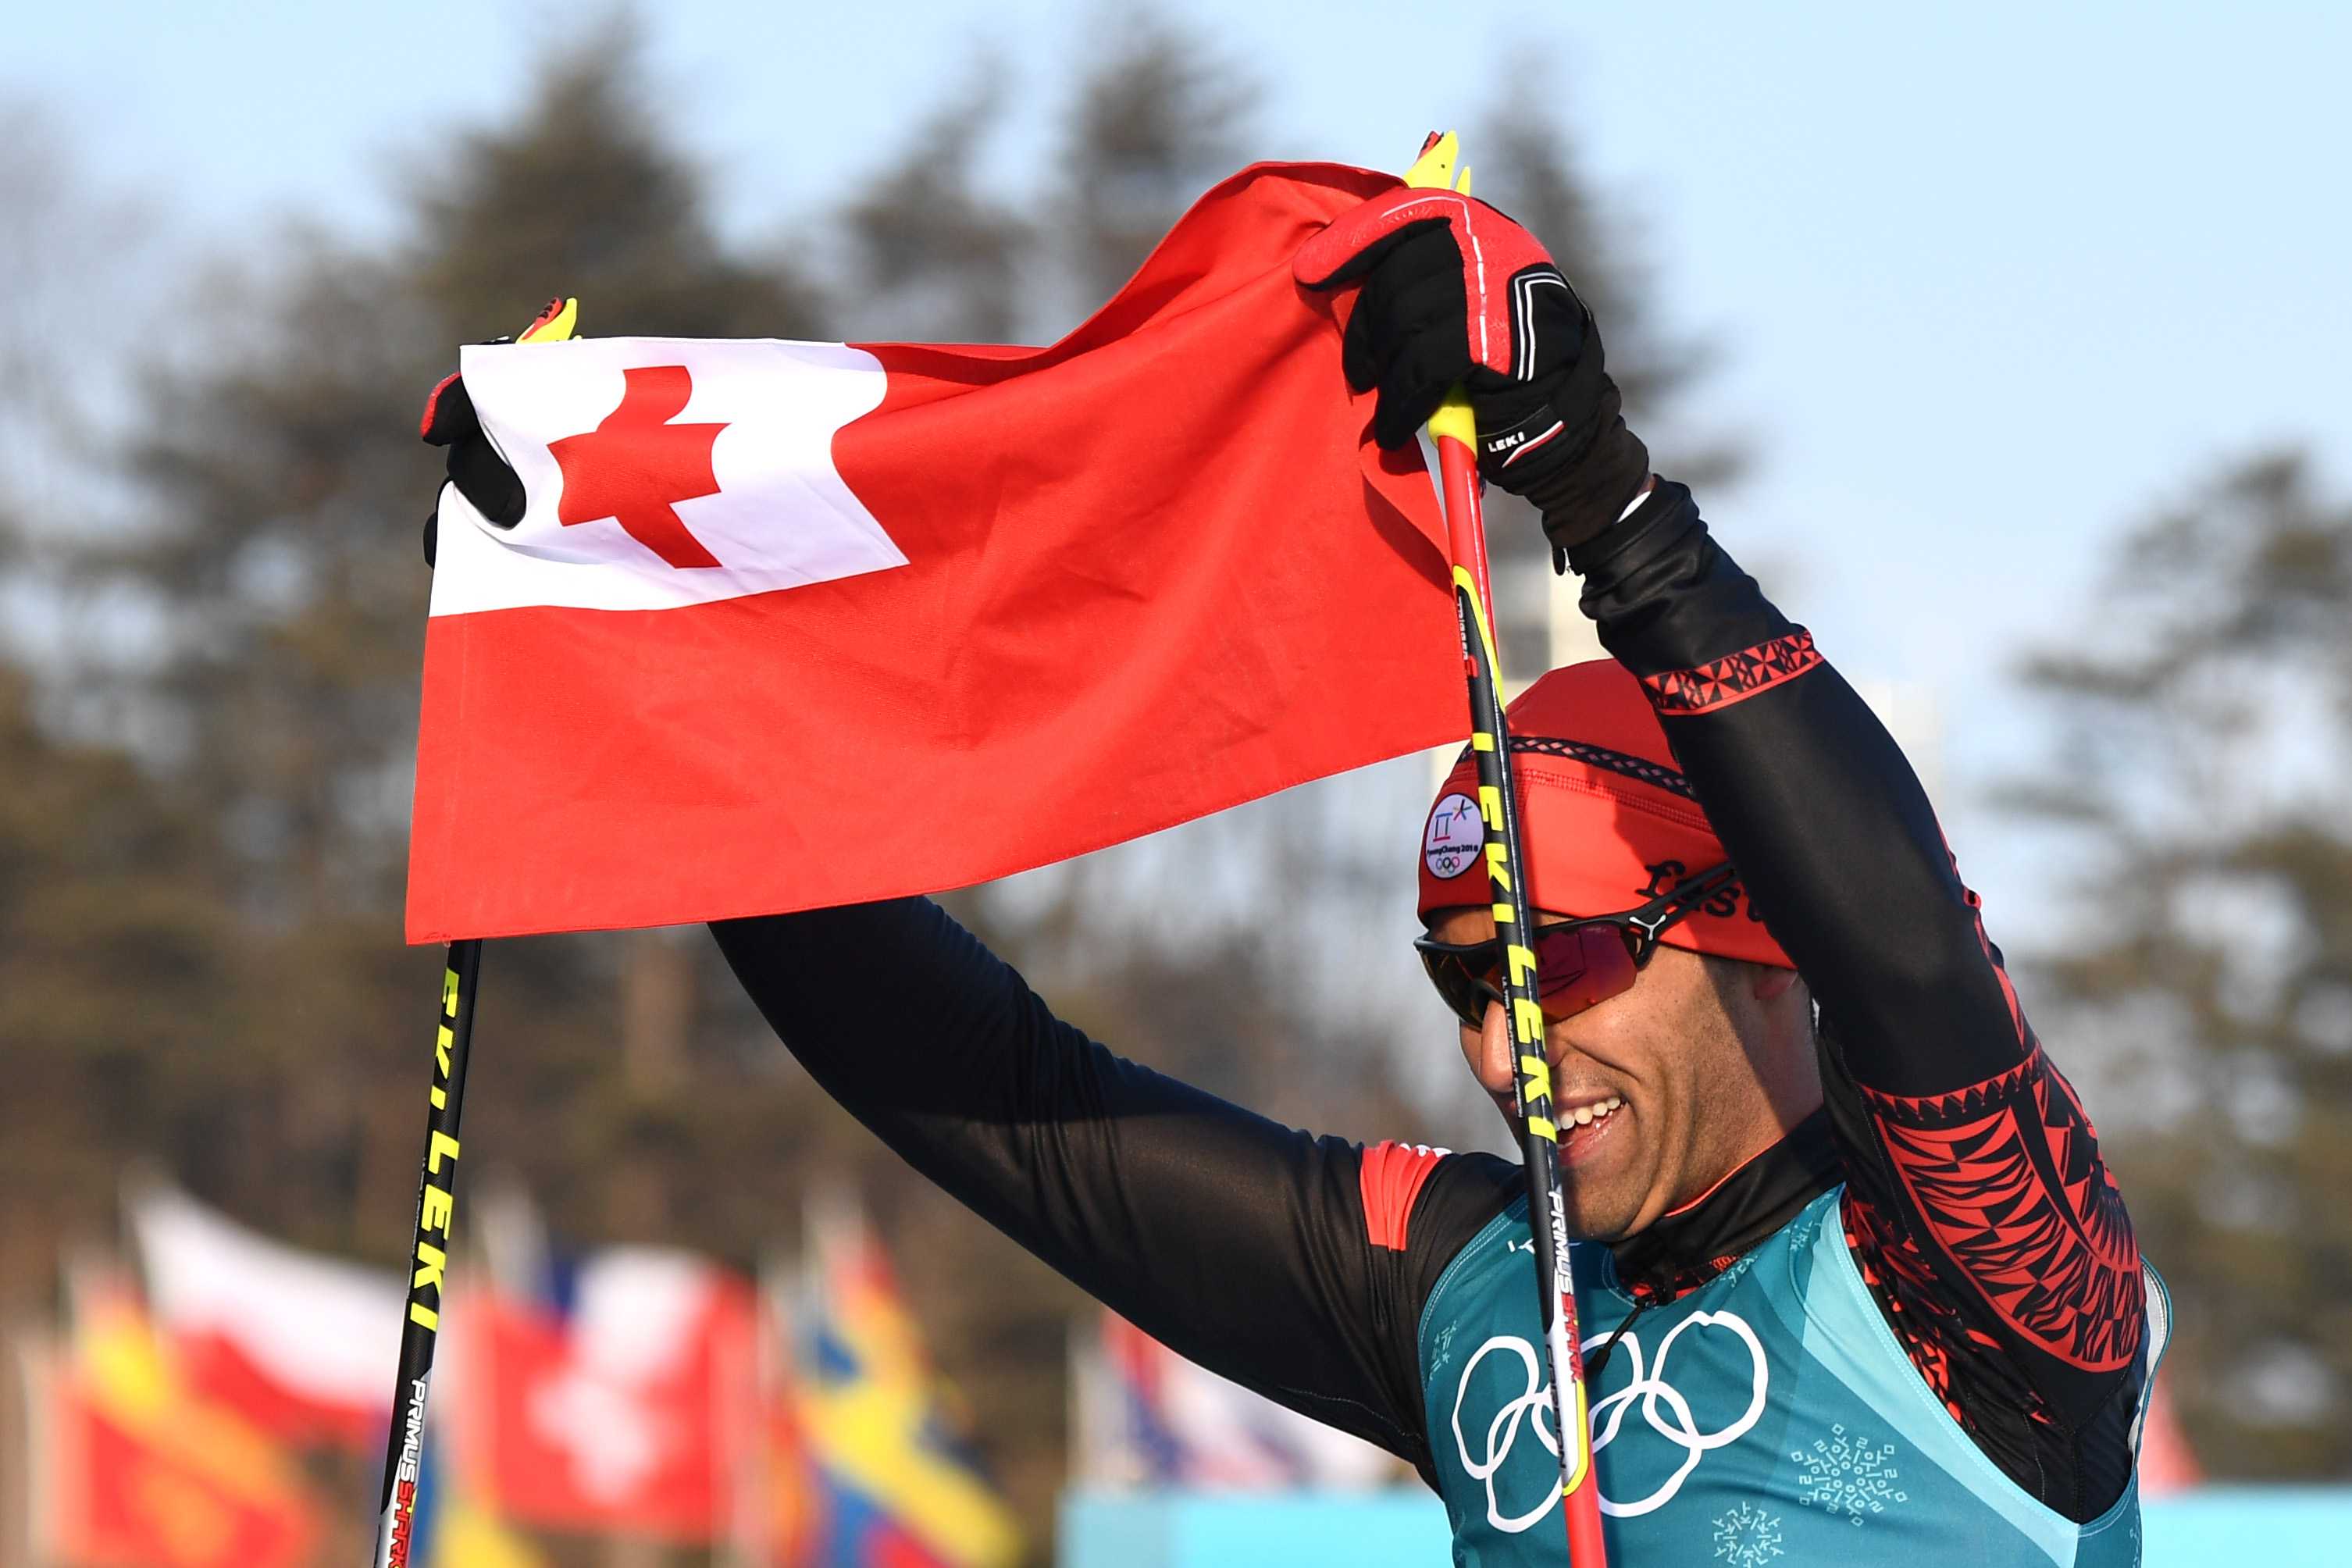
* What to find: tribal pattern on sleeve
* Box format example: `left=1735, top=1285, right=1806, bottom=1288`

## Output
left=1858, top=1041, right=2144, bottom=1374
left=1639, top=629, right=1823, bottom=714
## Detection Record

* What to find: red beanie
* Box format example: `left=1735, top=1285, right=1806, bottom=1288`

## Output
left=1416, top=658, right=1794, bottom=969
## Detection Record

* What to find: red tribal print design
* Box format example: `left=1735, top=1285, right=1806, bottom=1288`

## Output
left=1641, top=629, right=1823, bottom=714
left=1860, top=1043, right=2144, bottom=1373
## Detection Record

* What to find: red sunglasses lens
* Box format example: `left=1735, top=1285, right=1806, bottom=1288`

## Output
left=1529, top=921, right=1641, bottom=1017
left=1420, top=950, right=1495, bottom=1027
left=1421, top=921, right=1644, bottom=1028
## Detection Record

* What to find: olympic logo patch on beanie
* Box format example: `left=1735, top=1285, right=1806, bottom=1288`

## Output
left=1424, top=792, right=1483, bottom=880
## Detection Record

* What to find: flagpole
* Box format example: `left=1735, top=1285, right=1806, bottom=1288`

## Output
left=735, top=1253, right=786, bottom=1568
left=1405, top=132, right=1609, bottom=1568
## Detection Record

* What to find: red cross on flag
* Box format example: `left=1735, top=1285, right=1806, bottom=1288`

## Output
left=547, top=364, right=730, bottom=568
left=409, top=161, right=1462, bottom=941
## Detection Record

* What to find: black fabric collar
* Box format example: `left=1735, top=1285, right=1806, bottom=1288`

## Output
left=1604, top=1107, right=1841, bottom=1301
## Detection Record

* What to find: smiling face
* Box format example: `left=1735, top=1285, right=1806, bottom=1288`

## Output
left=1425, top=904, right=1825, bottom=1242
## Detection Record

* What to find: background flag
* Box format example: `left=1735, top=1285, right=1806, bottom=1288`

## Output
left=409, top=160, right=1459, bottom=943
left=797, top=1197, right=1022, bottom=1568
left=32, top=1283, right=320, bottom=1568
left=1074, top=1311, right=1399, bottom=1491
left=2136, top=1368, right=2205, bottom=1498
left=129, top=1181, right=401, bottom=1449
left=452, top=1249, right=758, bottom=1542
left=404, top=1431, right=550, bottom=1568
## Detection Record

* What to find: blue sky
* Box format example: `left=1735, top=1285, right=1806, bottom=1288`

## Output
left=11, top=0, right=2350, bottom=947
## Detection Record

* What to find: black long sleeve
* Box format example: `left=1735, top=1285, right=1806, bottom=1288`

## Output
left=1571, top=482, right=2149, bottom=1516
left=1572, top=484, right=2042, bottom=1096
left=711, top=899, right=1514, bottom=1484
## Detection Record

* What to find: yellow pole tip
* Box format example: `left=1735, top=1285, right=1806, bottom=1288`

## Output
left=1402, top=130, right=1459, bottom=191
left=519, top=296, right=579, bottom=344
left=1426, top=393, right=1477, bottom=446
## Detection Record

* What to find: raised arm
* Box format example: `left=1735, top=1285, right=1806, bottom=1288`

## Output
left=1292, top=174, right=2149, bottom=1508
left=1571, top=482, right=2148, bottom=1508
left=1569, top=483, right=2031, bottom=1092
left=710, top=898, right=1510, bottom=1480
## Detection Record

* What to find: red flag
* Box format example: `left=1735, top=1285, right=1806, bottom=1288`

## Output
left=758, top=1395, right=820, bottom=1566
left=452, top=1253, right=758, bottom=1542
left=408, top=160, right=1457, bottom=942
left=44, top=1386, right=322, bottom=1568
left=30, top=1295, right=321, bottom=1568
left=2134, top=1366, right=2204, bottom=1497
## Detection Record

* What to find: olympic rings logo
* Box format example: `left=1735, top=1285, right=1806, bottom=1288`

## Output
left=1450, top=1310, right=1770, bottom=1531
left=1452, top=1335, right=1566, bottom=1534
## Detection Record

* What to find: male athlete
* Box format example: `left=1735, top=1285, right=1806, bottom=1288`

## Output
left=428, top=184, right=2164, bottom=1563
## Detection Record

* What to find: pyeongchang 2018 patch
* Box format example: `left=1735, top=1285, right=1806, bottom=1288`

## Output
left=1424, top=792, right=1483, bottom=879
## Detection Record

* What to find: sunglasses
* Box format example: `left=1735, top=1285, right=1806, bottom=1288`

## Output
left=1413, top=861, right=1741, bottom=1030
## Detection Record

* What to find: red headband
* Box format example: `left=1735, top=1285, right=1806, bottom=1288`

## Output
left=1416, top=659, right=1794, bottom=970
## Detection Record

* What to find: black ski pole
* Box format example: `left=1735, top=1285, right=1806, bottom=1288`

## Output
left=369, top=937, right=481, bottom=1568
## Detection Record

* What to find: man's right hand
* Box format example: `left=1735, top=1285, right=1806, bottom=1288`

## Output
left=419, top=296, right=576, bottom=566
left=1293, top=189, right=1652, bottom=559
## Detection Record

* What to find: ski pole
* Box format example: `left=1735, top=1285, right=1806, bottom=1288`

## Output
left=371, top=937, right=481, bottom=1568
left=1406, top=131, right=1609, bottom=1568
left=371, top=296, right=576, bottom=1568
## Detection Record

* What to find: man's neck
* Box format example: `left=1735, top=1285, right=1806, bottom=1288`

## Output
left=1607, top=1107, right=1841, bottom=1300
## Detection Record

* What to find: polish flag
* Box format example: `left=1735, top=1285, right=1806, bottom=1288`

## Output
left=408, top=160, right=1460, bottom=943
left=129, top=1184, right=401, bottom=1449
left=451, top=1250, right=759, bottom=1541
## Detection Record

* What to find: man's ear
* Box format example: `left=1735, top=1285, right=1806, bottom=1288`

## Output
left=1752, top=964, right=1804, bottom=1005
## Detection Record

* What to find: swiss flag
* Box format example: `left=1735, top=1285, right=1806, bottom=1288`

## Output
left=408, top=160, right=1460, bottom=942
left=451, top=1251, right=758, bottom=1542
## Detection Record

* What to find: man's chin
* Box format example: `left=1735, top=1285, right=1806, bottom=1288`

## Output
left=1495, top=1103, right=1646, bottom=1242
left=1559, top=1192, right=1645, bottom=1245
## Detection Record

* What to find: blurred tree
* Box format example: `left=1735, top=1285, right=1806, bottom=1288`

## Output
left=0, top=100, right=170, bottom=757
left=2008, top=451, right=2351, bottom=1478
left=0, top=103, right=235, bottom=1330
left=0, top=661, right=234, bottom=1310
left=1471, top=77, right=1744, bottom=675
left=1058, top=12, right=1259, bottom=313
left=87, top=26, right=855, bottom=1267
left=414, top=19, right=822, bottom=344
left=833, top=73, right=1033, bottom=344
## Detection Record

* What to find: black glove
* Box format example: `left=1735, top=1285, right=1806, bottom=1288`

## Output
left=1293, top=187, right=1650, bottom=558
left=418, top=296, right=573, bottom=566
